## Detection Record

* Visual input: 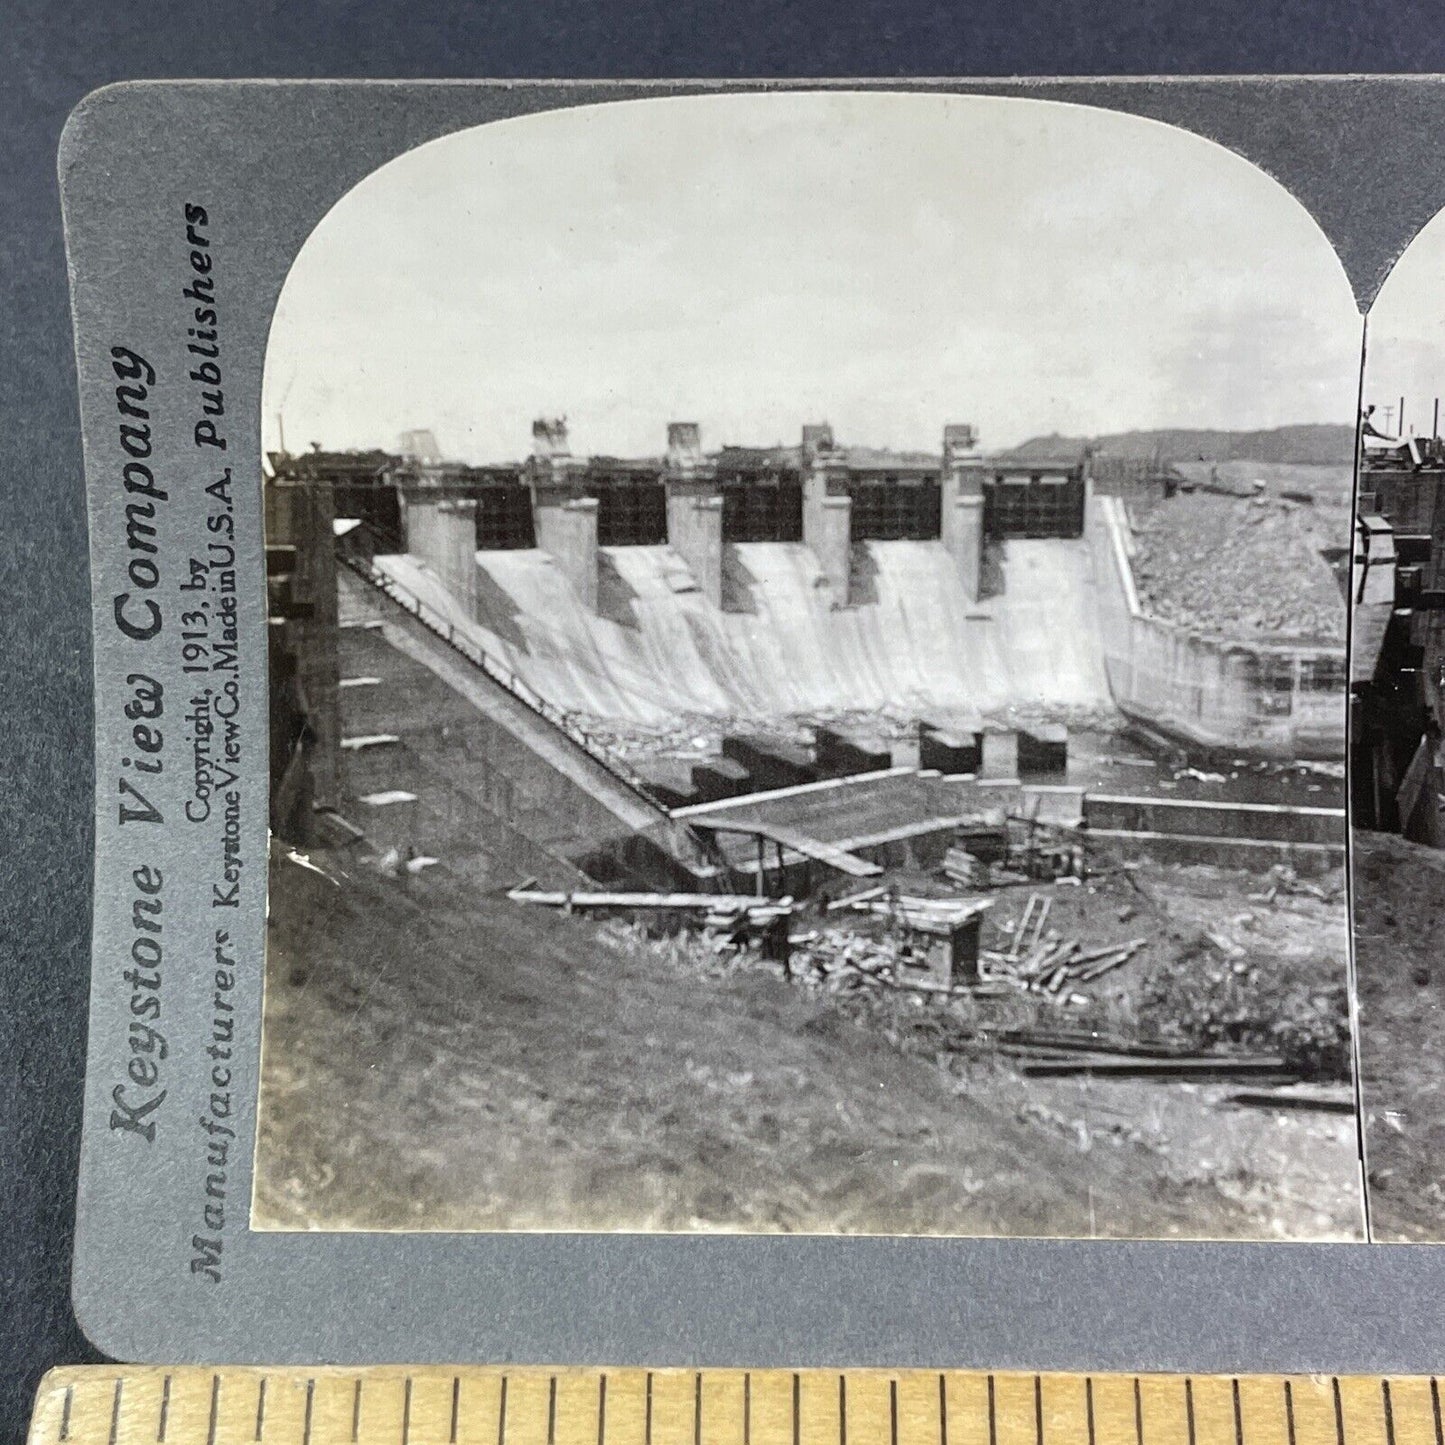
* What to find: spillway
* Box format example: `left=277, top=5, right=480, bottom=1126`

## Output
left=375, top=537, right=1112, bottom=728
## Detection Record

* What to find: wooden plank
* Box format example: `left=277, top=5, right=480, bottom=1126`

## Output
left=686, top=817, right=883, bottom=878
left=506, top=888, right=794, bottom=912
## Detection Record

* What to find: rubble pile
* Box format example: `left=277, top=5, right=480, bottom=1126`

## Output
left=596, top=883, right=1305, bottom=1087
left=569, top=708, right=920, bottom=762
left=589, top=878, right=1143, bottom=1014
left=980, top=891, right=1145, bottom=1003
left=1128, top=491, right=1346, bottom=642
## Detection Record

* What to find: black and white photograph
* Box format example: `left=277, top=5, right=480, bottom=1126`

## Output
left=253, top=91, right=1363, bottom=1240
left=1349, top=210, right=1445, bottom=1242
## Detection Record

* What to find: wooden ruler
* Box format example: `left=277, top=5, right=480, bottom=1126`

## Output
left=26, top=1370, right=1445, bottom=1445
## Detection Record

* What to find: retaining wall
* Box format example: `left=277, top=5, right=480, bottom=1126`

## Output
left=1083, top=793, right=1344, bottom=846
left=339, top=577, right=714, bottom=889
left=1089, top=495, right=1346, bottom=759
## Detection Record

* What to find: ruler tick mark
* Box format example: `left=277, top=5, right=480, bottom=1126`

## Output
left=109, top=1380, right=123, bottom=1445
left=58, top=1367, right=1445, bottom=1445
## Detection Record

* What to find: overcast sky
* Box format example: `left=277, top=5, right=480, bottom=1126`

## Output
left=263, top=90, right=1363, bottom=463
left=1366, top=210, right=1445, bottom=438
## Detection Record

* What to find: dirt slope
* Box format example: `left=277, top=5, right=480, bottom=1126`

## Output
left=256, top=848, right=1313, bottom=1239
left=1352, top=829, right=1445, bottom=1240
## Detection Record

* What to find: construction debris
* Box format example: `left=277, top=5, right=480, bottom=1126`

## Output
left=594, top=895, right=1309, bottom=1087
left=1127, top=485, right=1347, bottom=642
left=1228, top=1087, right=1356, bottom=1115
left=506, top=886, right=795, bottom=917
left=942, top=846, right=984, bottom=888
left=512, top=855, right=1332, bottom=1092
left=937, top=812, right=1085, bottom=889
left=825, top=883, right=890, bottom=911
left=1017, top=1053, right=1295, bottom=1080
left=979, top=933, right=1145, bottom=995
left=507, top=886, right=797, bottom=958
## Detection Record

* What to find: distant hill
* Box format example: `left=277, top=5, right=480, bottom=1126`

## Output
left=1001, top=424, right=1354, bottom=466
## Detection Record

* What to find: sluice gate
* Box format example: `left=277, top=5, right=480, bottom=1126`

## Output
left=720, top=475, right=804, bottom=542
left=983, top=471, right=1086, bottom=539
left=588, top=468, right=669, bottom=546
left=474, top=481, right=536, bottom=550
left=849, top=475, right=942, bottom=541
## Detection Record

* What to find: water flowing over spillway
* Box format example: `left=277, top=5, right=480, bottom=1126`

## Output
left=375, top=537, right=1112, bottom=727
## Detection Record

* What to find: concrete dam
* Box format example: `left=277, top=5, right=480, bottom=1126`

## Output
left=373, top=536, right=1112, bottom=729
left=341, top=418, right=1106, bottom=732
left=267, top=419, right=1345, bottom=892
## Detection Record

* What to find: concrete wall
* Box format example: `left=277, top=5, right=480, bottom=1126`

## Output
left=800, top=430, right=852, bottom=605
left=1360, top=468, right=1445, bottom=566
left=1090, top=495, right=1346, bottom=759
left=979, top=729, right=1019, bottom=780
left=941, top=428, right=986, bottom=601
left=665, top=482, right=724, bottom=606
left=533, top=496, right=600, bottom=610
left=1084, top=793, right=1343, bottom=845
left=802, top=471, right=852, bottom=605
left=812, top=497, right=853, bottom=604
left=265, top=478, right=342, bottom=825
left=402, top=493, right=479, bottom=616
left=941, top=470, right=986, bottom=601
left=339, top=601, right=709, bottom=888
